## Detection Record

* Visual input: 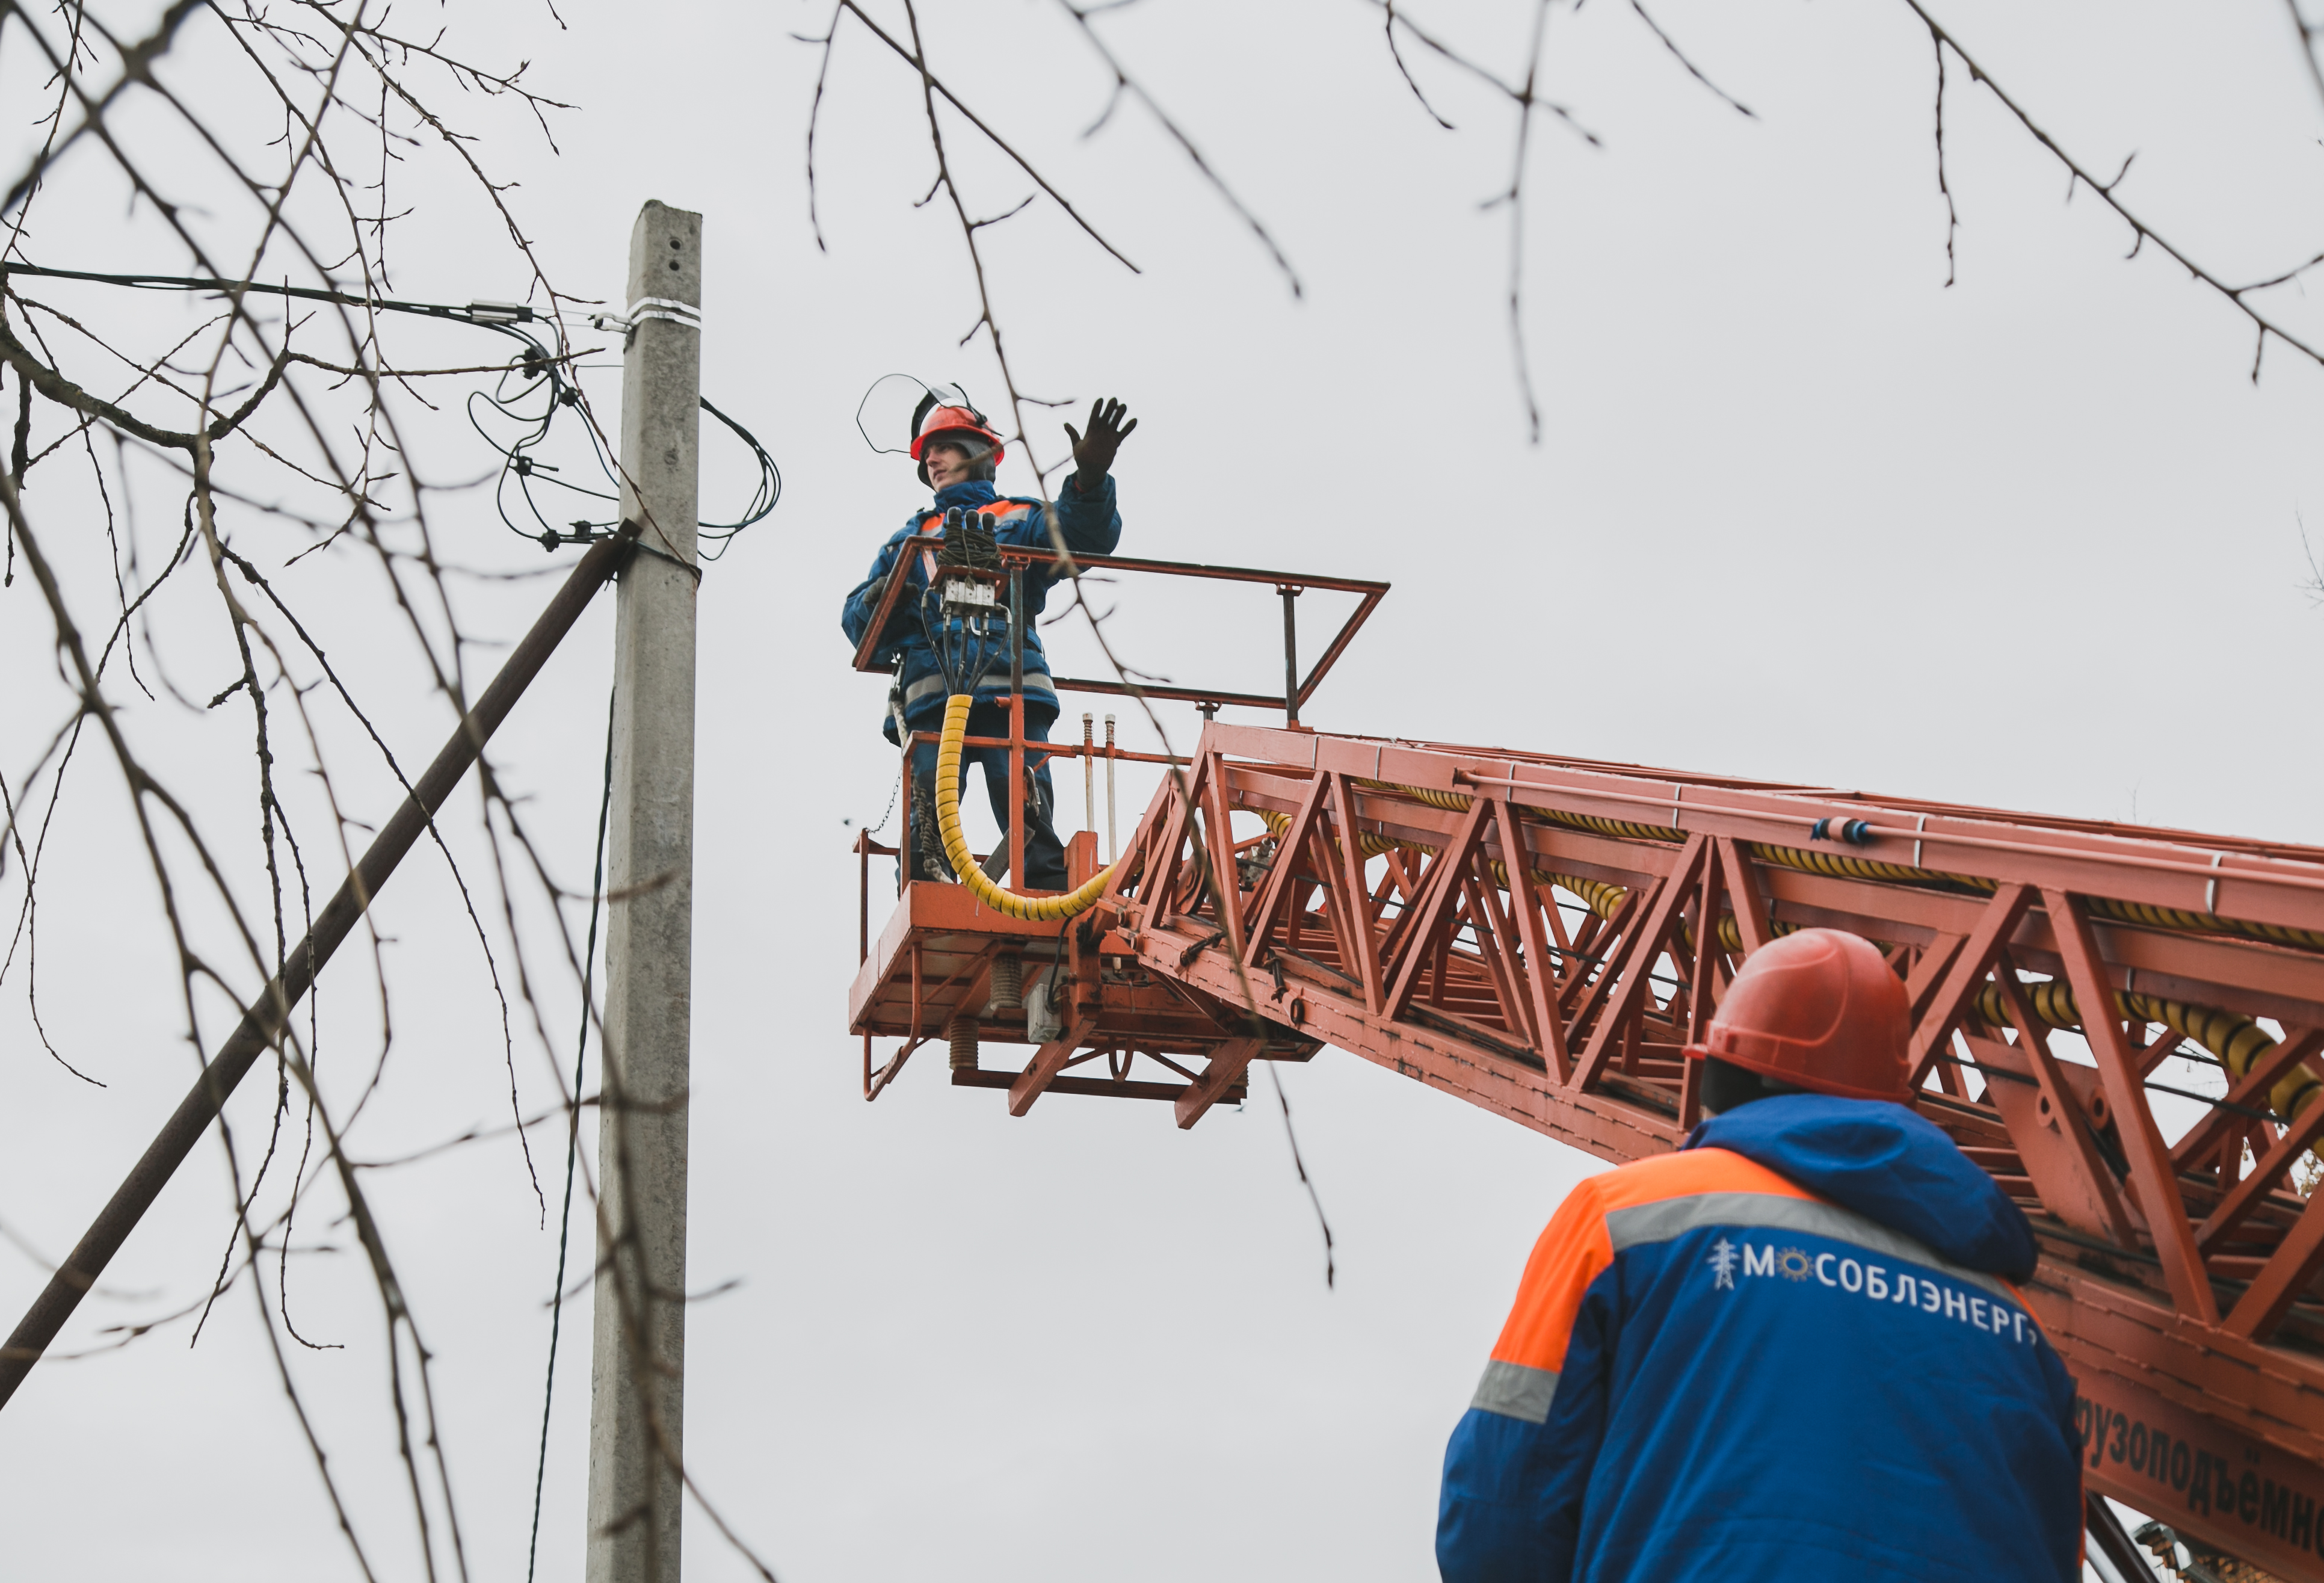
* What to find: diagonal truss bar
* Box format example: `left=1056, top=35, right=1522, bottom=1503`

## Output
left=1458, top=872, right=1528, bottom=1043
left=1384, top=798, right=1492, bottom=1019
left=2227, top=1188, right=2324, bottom=1341
left=1908, top=884, right=2037, bottom=1088
left=1573, top=835, right=1710, bottom=1092
left=1200, top=751, right=1247, bottom=956
left=1986, top=953, right=2135, bottom=1244
left=2172, top=1026, right=2324, bottom=1175
left=2198, top=1091, right=2324, bottom=1255
left=1143, top=756, right=1206, bottom=924
left=1324, top=772, right=1385, bottom=1013
left=1246, top=774, right=1330, bottom=959
left=1714, top=836, right=1774, bottom=958
left=2045, top=889, right=2219, bottom=1321
left=1490, top=795, right=1569, bottom=1079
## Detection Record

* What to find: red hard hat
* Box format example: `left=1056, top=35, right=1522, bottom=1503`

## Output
left=910, top=404, right=1005, bottom=466
left=1685, top=928, right=1912, bottom=1102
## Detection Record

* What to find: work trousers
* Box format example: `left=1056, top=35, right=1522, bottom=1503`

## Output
left=904, top=702, right=1067, bottom=890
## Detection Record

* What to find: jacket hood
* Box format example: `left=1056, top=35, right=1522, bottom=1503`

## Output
left=1684, top=1093, right=2038, bottom=1282
left=931, top=480, right=1000, bottom=513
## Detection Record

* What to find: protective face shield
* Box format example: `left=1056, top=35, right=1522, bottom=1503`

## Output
left=910, top=397, right=1005, bottom=486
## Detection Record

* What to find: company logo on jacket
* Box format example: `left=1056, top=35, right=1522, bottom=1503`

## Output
left=1702, top=1230, right=2035, bottom=1342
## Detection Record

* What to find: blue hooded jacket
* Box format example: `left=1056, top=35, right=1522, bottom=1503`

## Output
left=1437, top=1094, right=2080, bottom=1583
left=840, top=475, right=1121, bottom=741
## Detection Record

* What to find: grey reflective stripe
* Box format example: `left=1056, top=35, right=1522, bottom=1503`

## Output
left=1604, top=1191, right=2017, bottom=1307
left=1470, top=1360, right=1558, bottom=1424
left=904, top=671, right=1054, bottom=709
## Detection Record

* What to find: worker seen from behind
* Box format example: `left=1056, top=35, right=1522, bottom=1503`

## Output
left=1437, top=927, right=2080, bottom=1582
left=842, top=393, right=1135, bottom=889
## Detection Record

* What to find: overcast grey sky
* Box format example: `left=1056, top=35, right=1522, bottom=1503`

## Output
left=4, top=1, right=2323, bottom=1578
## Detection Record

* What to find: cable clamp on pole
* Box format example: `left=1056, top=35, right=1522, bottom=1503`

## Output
left=588, top=297, right=702, bottom=335
left=605, top=520, right=701, bottom=584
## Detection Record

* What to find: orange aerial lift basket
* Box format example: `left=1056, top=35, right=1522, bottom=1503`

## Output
left=849, top=542, right=2324, bottom=1582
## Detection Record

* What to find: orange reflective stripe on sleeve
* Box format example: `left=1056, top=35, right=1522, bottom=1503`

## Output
left=1489, top=1149, right=1814, bottom=1373
left=1490, top=1183, right=1614, bottom=1374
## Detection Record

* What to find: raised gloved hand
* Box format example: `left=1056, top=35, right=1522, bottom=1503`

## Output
left=1063, top=397, right=1136, bottom=490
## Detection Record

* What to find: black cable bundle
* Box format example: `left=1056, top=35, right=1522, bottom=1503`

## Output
left=934, top=514, right=1000, bottom=573
left=0, top=262, right=780, bottom=555
left=921, top=509, right=1014, bottom=698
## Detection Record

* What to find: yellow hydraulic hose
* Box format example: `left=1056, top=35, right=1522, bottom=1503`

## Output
left=934, top=694, right=1114, bottom=921
left=1968, top=980, right=2317, bottom=1126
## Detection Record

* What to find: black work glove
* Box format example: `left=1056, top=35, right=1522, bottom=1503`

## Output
left=857, top=572, right=913, bottom=647
left=1063, top=397, right=1136, bottom=491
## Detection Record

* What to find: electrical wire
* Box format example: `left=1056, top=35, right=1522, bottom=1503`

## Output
left=525, top=677, right=617, bottom=1583
left=1928, top=1051, right=2281, bottom=1124
left=0, top=261, right=780, bottom=556
left=696, top=398, right=778, bottom=561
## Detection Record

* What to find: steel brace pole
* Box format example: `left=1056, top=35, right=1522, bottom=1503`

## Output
left=1281, top=585, right=1301, bottom=726
left=585, top=199, right=701, bottom=1583
left=0, top=525, right=636, bottom=1410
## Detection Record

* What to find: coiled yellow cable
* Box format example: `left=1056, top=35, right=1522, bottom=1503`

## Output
left=933, top=694, right=1115, bottom=921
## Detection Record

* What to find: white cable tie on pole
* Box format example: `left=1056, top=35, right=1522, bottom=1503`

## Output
left=629, top=295, right=702, bottom=326
left=587, top=296, right=703, bottom=335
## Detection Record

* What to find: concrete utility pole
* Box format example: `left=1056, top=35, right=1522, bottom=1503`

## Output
left=587, top=199, right=701, bottom=1583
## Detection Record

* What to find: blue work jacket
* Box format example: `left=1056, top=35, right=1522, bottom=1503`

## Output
left=1437, top=1094, right=2081, bottom=1583
left=840, top=476, right=1121, bottom=741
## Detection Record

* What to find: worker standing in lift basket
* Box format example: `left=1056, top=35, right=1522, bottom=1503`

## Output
left=1437, top=928, right=2082, bottom=1583
left=842, top=393, right=1135, bottom=889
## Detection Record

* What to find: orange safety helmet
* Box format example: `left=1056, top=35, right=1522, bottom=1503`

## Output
left=1685, top=928, right=1913, bottom=1102
left=910, top=400, right=1006, bottom=484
